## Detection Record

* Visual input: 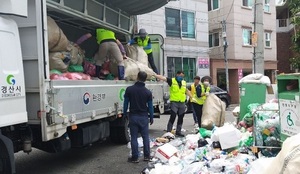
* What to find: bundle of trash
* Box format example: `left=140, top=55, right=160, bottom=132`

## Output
left=47, top=16, right=156, bottom=81
left=137, top=124, right=259, bottom=174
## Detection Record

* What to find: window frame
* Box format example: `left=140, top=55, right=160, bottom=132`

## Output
left=242, top=0, right=253, bottom=8
left=209, top=32, right=220, bottom=47
left=242, top=28, right=252, bottom=46
left=265, top=32, right=271, bottom=48
left=264, top=0, right=270, bottom=13
left=165, top=7, right=196, bottom=39
left=167, top=57, right=196, bottom=82
left=208, top=0, right=220, bottom=11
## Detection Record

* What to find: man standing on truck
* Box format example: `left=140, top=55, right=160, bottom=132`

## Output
left=94, top=28, right=125, bottom=80
left=155, top=71, right=192, bottom=137
left=128, top=28, right=158, bottom=74
left=123, top=71, right=154, bottom=163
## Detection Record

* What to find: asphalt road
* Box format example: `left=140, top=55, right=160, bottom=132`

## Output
left=15, top=106, right=237, bottom=174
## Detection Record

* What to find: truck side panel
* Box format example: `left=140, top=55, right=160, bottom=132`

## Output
left=44, top=80, right=164, bottom=141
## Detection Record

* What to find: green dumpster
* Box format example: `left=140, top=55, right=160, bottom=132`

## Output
left=277, top=74, right=300, bottom=141
left=239, top=83, right=266, bottom=121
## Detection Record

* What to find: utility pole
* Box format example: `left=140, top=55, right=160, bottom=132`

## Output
left=221, top=19, right=229, bottom=92
left=253, top=0, right=264, bottom=74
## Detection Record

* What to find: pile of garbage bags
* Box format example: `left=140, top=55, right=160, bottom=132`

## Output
left=131, top=101, right=285, bottom=174
left=47, top=16, right=156, bottom=81
left=135, top=125, right=258, bottom=174
left=237, top=102, right=281, bottom=157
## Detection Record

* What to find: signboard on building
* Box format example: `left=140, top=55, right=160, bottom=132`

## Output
left=197, top=57, right=210, bottom=77
left=198, top=58, right=209, bottom=69
left=280, top=99, right=300, bottom=137
left=238, top=68, right=243, bottom=81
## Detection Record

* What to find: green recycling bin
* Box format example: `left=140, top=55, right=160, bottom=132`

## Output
left=277, top=74, right=300, bottom=141
left=239, top=83, right=266, bottom=121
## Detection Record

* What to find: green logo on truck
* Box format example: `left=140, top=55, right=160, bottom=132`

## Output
left=6, top=75, right=16, bottom=85
left=119, top=88, right=125, bottom=101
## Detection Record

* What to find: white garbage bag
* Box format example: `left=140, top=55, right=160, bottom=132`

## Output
left=201, top=94, right=226, bottom=129
left=49, top=52, right=69, bottom=72
left=125, top=45, right=148, bottom=66
left=124, top=58, right=156, bottom=81
left=47, top=16, right=69, bottom=52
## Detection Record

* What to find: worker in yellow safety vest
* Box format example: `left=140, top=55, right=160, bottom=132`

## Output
left=94, top=28, right=125, bottom=80
left=191, top=76, right=211, bottom=128
left=154, top=71, right=193, bottom=137
left=188, top=76, right=201, bottom=126
left=128, top=28, right=158, bottom=74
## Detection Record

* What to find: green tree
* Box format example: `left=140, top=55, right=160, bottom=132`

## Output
left=289, top=0, right=300, bottom=69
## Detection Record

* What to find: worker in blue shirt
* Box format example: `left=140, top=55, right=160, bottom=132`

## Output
left=123, top=71, right=154, bottom=163
left=128, top=28, right=158, bottom=74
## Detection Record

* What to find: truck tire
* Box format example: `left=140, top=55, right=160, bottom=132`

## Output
left=0, top=139, right=14, bottom=174
left=110, top=117, right=130, bottom=144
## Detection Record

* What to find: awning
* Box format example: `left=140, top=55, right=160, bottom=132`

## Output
left=103, top=0, right=169, bottom=15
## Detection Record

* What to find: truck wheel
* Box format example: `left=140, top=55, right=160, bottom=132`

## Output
left=110, top=117, right=130, bottom=144
left=0, top=141, right=12, bottom=174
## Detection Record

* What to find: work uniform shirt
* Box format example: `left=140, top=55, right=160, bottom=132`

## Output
left=124, top=81, right=152, bottom=116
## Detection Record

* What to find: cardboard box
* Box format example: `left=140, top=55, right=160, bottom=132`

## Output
left=155, top=143, right=178, bottom=162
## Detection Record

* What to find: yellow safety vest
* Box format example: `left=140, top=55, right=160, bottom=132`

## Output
left=170, top=78, right=186, bottom=102
left=96, top=29, right=116, bottom=44
left=190, top=84, right=196, bottom=102
left=137, top=36, right=152, bottom=54
left=192, top=84, right=210, bottom=105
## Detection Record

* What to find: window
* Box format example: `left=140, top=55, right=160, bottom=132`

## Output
left=242, top=0, right=253, bottom=8
left=242, top=28, right=252, bottom=45
left=165, top=8, right=195, bottom=38
left=209, top=33, right=220, bottom=47
left=167, top=57, right=196, bottom=82
left=165, top=8, right=180, bottom=37
left=265, top=32, right=271, bottom=47
left=264, top=0, right=270, bottom=13
left=208, top=0, right=219, bottom=11
left=181, top=11, right=195, bottom=38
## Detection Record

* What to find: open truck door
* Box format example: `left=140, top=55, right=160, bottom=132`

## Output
left=0, top=0, right=28, bottom=128
left=0, top=1, right=28, bottom=173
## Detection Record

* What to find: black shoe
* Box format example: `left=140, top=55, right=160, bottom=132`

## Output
left=144, top=157, right=150, bottom=162
left=127, top=157, right=139, bottom=163
left=175, top=133, right=185, bottom=137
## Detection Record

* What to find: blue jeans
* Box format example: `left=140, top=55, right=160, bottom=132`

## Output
left=191, top=103, right=198, bottom=123
left=129, top=115, right=150, bottom=160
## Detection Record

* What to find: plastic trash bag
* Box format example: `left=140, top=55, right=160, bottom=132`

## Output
left=47, top=16, right=69, bottom=52
left=201, top=94, right=226, bottom=129
left=199, top=128, right=212, bottom=138
left=125, top=45, right=148, bottom=66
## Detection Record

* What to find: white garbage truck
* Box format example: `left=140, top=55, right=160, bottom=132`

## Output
left=0, top=0, right=169, bottom=173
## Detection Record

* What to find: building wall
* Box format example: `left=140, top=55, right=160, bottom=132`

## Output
left=277, top=32, right=293, bottom=73
left=137, top=0, right=209, bottom=78
left=208, top=0, right=277, bottom=104
left=209, top=0, right=277, bottom=61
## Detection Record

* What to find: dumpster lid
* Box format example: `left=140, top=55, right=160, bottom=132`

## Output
left=103, top=0, right=169, bottom=15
